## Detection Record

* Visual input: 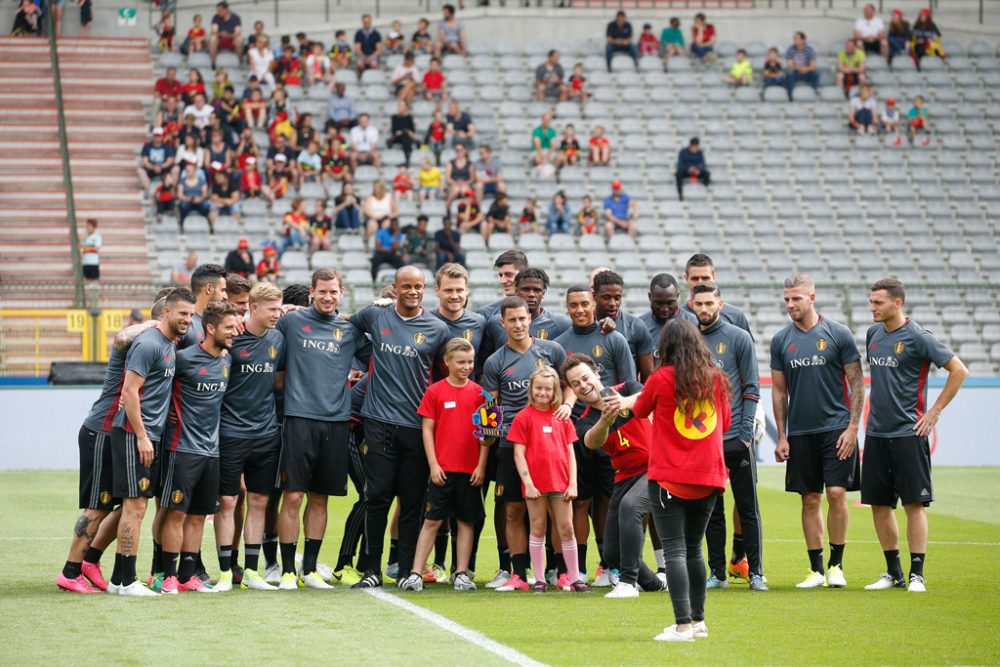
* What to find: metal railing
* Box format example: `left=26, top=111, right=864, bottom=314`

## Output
left=0, top=310, right=93, bottom=377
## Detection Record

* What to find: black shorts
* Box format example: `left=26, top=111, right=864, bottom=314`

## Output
left=279, top=416, right=350, bottom=496
left=861, top=435, right=933, bottom=508
left=862, top=39, right=881, bottom=54
left=78, top=426, right=119, bottom=511
left=161, top=450, right=220, bottom=515
left=111, top=427, right=161, bottom=499
left=495, top=446, right=524, bottom=502
left=219, top=433, right=281, bottom=496
left=425, top=472, right=486, bottom=523
left=574, top=441, right=615, bottom=501
left=80, top=0, right=92, bottom=25
left=82, top=265, right=100, bottom=280
left=786, top=429, right=861, bottom=494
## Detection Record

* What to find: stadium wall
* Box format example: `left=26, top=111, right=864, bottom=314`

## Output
left=3, top=380, right=999, bottom=470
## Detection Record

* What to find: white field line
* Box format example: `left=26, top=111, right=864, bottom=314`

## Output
left=362, top=587, right=548, bottom=667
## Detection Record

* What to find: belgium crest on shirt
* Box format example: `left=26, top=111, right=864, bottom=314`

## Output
left=413, top=332, right=426, bottom=345
left=716, top=342, right=727, bottom=355
left=463, top=329, right=474, bottom=341
left=536, top=329, right=549, bottom=339
left=816, top=338, right=828, bottom=352
left=592, top=345, right=604, bottom=358
left=269, top=345, right=278, bottom=358
left=894, top=341, right=905, bottom=355
left=332, top=328, right=344, bottom=341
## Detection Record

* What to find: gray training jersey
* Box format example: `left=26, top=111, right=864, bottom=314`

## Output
left=220, top=327, right=285, bottom=438
left=683, top=302, right=754, bottom=340
left=769, top=316, right=860, bottom=436
left=482, top=338, right=567, bottom=447
left=866, top=319, right=954, bottom=438
left=277, top=306, right=363, bottom=422
left=431, top=308, right=487, bottom=378
left=351, top=305, right=451, bottom=428
left=483, top=307, right=571, bottom=359
left=611, top=311, right=655, bottom=371
left=165, top=344, right=231, bottom=457
left=177, top=311, right=204, bottom=349
left=554, top=323, right=636, bottom=387
left=638, top=308, right=697, bottom=349
left=113, top=327, right=176, bottom=440
left=701, top=318, right=760, bottom=442
left=477, top=298, right=503, bottom=322
left=83, top=341, right=129, bottom=434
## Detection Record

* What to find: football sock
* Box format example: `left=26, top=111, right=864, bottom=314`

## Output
left=62, top=561, right=82, bottom=579
left=577, top=543, right=587, bottom=574
left=654, top=548, right=665, bottom=570
left=563, top=541, right=580, bottom=583
left=280, top=542, right=297, bottom=575
left=498, top=547, right=511, bottom=573
left=884, top=549, right=904, bottom=580
left=434, top=531, right=449, bottom=570
left=511, top=552, right=529, bottom=580
left=828, top=543, right=845, bottom=569
left=910, top=552, right=925, bottom=578
left=195, top=551, right=206, bottom=573
left=302, top=538, right=322, bottom=576
left=555, top=552, right=567, bottom=575
left=231, top=548, right=239, bottom=569
left=244, top=544, right=261, bottom=572
left=545, top=543, right=555, bottom=572
left=731, top=533, right=746, bottom=562
left=808, top=548, right=824, bottom=574
left=469, top=516, right=485, bottom=573
left=596, top=538, right=605, bottom=568
left=262, top=533, right=278, bottom=567
left=151, top=541, right=163, bottom=575
left=178, top=552, right=197, bottom=583
left=110, top=553, right=123, bottom=585
left=163, top=551, right=178, bottom=579
left=83, top=546, right=103, bottom=565
left=528, top=536, right=546, bottom=584
left=120, top=554, right=137, bottom=584
left=388, top=539, right=399, bottom=565
left=217, top=545, right=232, bottom=573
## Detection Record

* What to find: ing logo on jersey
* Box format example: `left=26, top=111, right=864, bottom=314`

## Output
left=269, top=345, right=278, bottom=359
left=332, top=328, right=344, bottom=341
left=715, top=342, right=727, bottom=355
left=816, top=338, right=828, bottom=351
left=673, top=400, right=718, bottom=440
left=592, top=345, right=604, bottom=358
left=413, top=332, right=426, bottom=345
left=894, top=341, right=905, bottom=355
left=171, top=490, right=184, bottom=505
left=536, top=329, right=549, bottom=340
left=100, top=491, right=112, bottom=506
left=463, top=329, right=474, bottom=341
left=138, top=477, right=150, bottom=492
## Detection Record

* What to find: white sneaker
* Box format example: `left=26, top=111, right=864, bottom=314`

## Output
left=907, top=574, right=926, bottom=593
left=278, top=572, right=300, bottom=590
left=264, top=563, right=281, bottom=585
left=300, top=572, right=334, bottom=589
left=864, top=573, right=905, bottom=590
left=453, top=572, right=476, bottom=591
left=826, top=565, right=847, bottom=588
left=241, top=569, right=278, bottom=591
left=545, top=569, right=558, bottom=587
left=593, top=568, right=612, bottom=587
left=315, top=562, right=334, bottom=583
left=656, top=570, right=667, bottom=588
left=485, top=569, right=510, bottom=589
left=385, top=562, right=400, bottom=580
left=796, top=571, right=827, bottom=589
left=604, top=581, right=639, bottom=599
left=106, top=582, right=122, bottom=596
left=653, top=625, right=695, bottom=642
left=213, top=570, right=233, bottom=592
left=692, top=621, right=709, bottom=638
left=397, top=573, right=423, bottom=591
left=118, top=580, right=159, bottom=597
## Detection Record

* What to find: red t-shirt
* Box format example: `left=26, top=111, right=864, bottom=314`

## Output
left=428, top=121, right=446, bottom=143
left=692, top=24, right=716, bottom=44
left=417, top=379, right=484, bottom=474
left=155, top=78, right=183, bottom=99
left=507, top=404, right=577, bottom=494
left=423, top=70, right=445, bottom=91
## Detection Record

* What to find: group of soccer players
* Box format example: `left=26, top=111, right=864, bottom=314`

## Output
left=58, top=249, right=968, bottom=601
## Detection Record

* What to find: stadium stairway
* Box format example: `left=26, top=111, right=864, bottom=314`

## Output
left=0, top=36, right=153, bottom=309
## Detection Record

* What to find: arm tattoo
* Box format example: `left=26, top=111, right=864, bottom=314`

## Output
left=845, top=360, right=865, bottom=427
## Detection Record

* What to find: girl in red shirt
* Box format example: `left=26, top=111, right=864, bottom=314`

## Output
left=508, top=366, right=590, bottom=594
left=633, top=319, right=730, bottom=642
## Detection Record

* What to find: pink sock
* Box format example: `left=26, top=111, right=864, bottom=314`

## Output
left=528, top=536, right=546, bottom=584
left=562, top=541, right=579, bottom=583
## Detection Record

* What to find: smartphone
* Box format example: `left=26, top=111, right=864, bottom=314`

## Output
left=599, top=387, right=615, bottom=399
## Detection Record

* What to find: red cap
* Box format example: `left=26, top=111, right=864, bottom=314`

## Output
left=886, top=97, right=896, bottom=106
left=611, top=180, right=622, bottom=189
left=238, top=238, right=249, bottom=249
left=920, top=8, right=931, bottom=16
left=892, top=9, right=903, bottom=16
left=263, top=245, right=277, bottom=256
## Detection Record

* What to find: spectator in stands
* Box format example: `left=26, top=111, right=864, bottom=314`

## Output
left=391, top=51, right=421, bottom=105
left=887, top=10, right=910, bottom=65
left=248, top=35, right=276, bottom=87
left=403, top=215, right=435, bottom=266
left=457, top=191, right=486, bottom=237
left=567, top=62, right=588, bottom=109
left=209, top=169, right=241, bottom=225
left=423, top=57, right=447, bottom=106
left=881, top=97, right=902, bottom=145
left=436, top=4, right=467, bottom=58
left=326, top=82, right=358, bottom=132
left=388, top=100, right=417, bottom=166
left=310, top=200, right=333, bottom=252
left=172, top=133, right=204, bottom=181
left=412, top=17, right=434, bottom=54
left=296, top=32, right=312, bottom=56
left=180, top=14, right=207, bottom=56
left=155, top=173, right=177, bottom=223
left=297, top=139, right=323, bottom=189
left=155, top=67, right=183, bottom=104
left=293, top=112, right=318, bottom=153
left=556, top=124, right=581, bottom=169
left=334, top=182, right=362, bottom=231
left=675, top=137, right=709, bottom=201
left=279, top=197, right=309, bottom=253
left=386, top=20, right=405, bottom=54
left=11, top=0, right=42, bottom=36
left=173, top=251, right=199, bottom=285
left=323, top=133, right=352, bottom=186
left=548, top=190, right=573, bottom=236
left=177, top=160, right=211, bottom=231
left=419, top=157, right=442, bottom=201
left=535, top=49, right=568, bottom=102
left=181, top=68, right=206, bottom=105
left=604, top=11, right=638, bottom=72
left=205, top=128, right=234, bottom=175
left=257, top=245, right=279, bottom=282
left=603, top=180, right=638, bottom=237
left=267, top=133, right=296, bottom=180
left=660, top=17, right=685, bottom=60
left=848, top=83, right=878, bottom=135
left=266, top=147, right=294, bottom=200
left=760, top=47, right=787, bottom=98
left=723, top=48, right=753, bottom=86
left=435, top=215, right=464, bottom=269
left=690, top=13, right=718, bottom=64
left=392, top=163, right=415, bottom=202
left=244, top=87, right=268, bottom=130
left=639, top=23, right=660, bottom=56
left=209, top=1, right=243, bottom=68
left=446, top=100, right=476, bottom=149
left=854, top=3, right=889, bottom=60
left=183, top=93, right=214, bottom=132
left=224, top=238, right=255, bottom=278
left=589, top=125, right=611, bottom=165
left=911, top=9, right=944, bottom=68
left=80, top=219, right=101, bottom=281
left=354, top=13, right=383, bottom=76
left=836, top=39, right=867, bottom=97
left=139, top=128, right=176, bottom=191
left=577, top=195, right=598, bottom=235
left=306, top=42, right=332, bottom=86
left=784, top=31, right=820, bottom=100
left=330, top=30, right=353, bottom=71
left=349, top=112, right=381, bottom=169
left=371, top=217, right=405, bottom=280
left=474, top=145, right=504, bottom=203
left=483, top=192, right=512, bottom=246
left=245, top=19, right=267, bottom=49
left=215, top=85, right=244, bottom=137
left=156, top=8, right=175, bottom=51
left=268, top=86, right=294, bottom=137
left=531, top=112, right=557, bottom=167
left=157, top=95, right=182, bottom=142
left=425, top=109, right=447, bottom=164
left=363, top=181, right=398, bottom=244
left=211, top=68, right=234, bottom=101
left=445, top=143, right=477, bottom=203
left=907, top=94, right=931, bottom=146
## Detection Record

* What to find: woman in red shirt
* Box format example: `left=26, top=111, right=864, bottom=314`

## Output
left=633, top=319, right=731, bottom=642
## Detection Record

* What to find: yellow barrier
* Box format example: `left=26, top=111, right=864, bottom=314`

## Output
left=0, top=309, right=92, bottom=377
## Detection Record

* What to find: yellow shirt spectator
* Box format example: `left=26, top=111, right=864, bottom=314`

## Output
left=729, top=59, right=753, bottom=83
left=419, top=165, right=442, bottom=188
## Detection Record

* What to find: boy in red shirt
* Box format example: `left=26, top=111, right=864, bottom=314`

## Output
left=423, top=58, right=447, bottom=104
left=186, top=14, right=206, bottom=53
left=399, top=339, right=488, bottom=592
left=256, top=245, right=280, bottom=282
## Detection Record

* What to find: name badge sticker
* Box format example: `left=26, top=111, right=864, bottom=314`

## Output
left=542, top=426, right=553, bottom=433
left=444, top=401, right=457, bottom=409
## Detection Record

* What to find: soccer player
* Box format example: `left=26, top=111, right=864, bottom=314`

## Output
left=274, top=268, right=365, bottom=590
left=639, top=273, right=696, bottom=345
left=555, top=285, right=636, bottom=583
left=109, top=288, right=195, bottom=596
left=691, top=283, right=767, bottom=591
left=483, top=268, right=571, bottom=353
left=57, top=291, right=171, bottom=593
left=159, top=302, right=241, bottom=594
left=863, top=278, right=967, bottom=593
left=178, top=263, right=228, bottom=349
left=477, top=249, right=528, bottom=321
left=482, top=296, right=568, bottom=591
left=225, top=273, right=251, bottom=316
left=680, top=254, right=752, bottom=336
left=591, top=270, right=655, bottom=382
left=565, top=354, right=665, bottom=597
left=216, top=283, right=285, bottom=591
left=771, top=275, right=865, bottom=588
left=349, top=266, right=451, bottom=589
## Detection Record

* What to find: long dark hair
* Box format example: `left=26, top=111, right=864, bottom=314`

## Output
left=657, top=319, right=730, bottom=411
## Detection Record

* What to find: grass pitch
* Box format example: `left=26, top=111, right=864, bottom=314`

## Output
left=1, top=467, right=998, bottom=666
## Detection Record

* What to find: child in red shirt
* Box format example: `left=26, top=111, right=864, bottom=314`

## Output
left=392, top=164, right=415, bottom=201
left=508, top=366, right=589, bottom=593
left=423, top=58, right=446, bottom=104
left=256, top=245, right=280, bottom=282
left=186, top=14, right=206, bottom=53
left=639, top=23, right=660, bottom=56
left=406, top=339, right=488, bottom=591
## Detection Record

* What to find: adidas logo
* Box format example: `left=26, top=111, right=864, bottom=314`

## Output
left=913, top=556, right=922, bottom=562
left=920, top=488, right=930, bottom=496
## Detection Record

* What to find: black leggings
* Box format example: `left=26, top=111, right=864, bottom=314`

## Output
left=648, top=481, right=717, bottom=625
left=337, top=423, right=369, bottom=571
